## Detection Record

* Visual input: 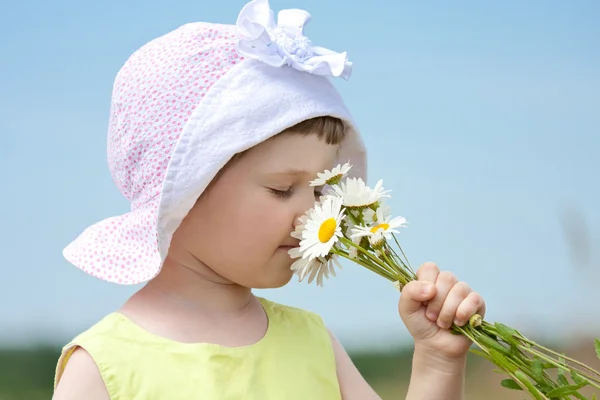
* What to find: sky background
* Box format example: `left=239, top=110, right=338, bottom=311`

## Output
left=1, top=0, right=599, bottom=351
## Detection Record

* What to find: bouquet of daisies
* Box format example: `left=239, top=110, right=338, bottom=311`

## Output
left=289, top=163, right=600, bottom=400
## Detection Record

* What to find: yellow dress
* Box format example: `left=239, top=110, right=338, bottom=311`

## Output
left=54, top=297, right=341, bottom=399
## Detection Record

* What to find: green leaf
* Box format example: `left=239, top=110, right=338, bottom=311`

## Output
left=595, top=338, right=600, bottom=360
left=479, top=335, right=513, bottom=357
left=500, top=378, right=523, bottom=390
left=514, top=371, right=546, bottom=400
left=468, top=349, right=489, bottom=358
left=494, top=322, right=521, bottom=346
left=571, top=370, right=588, bottom=385
left=488, top=348, right=516, bottom=373
left=494, top=322, right=518, bottom=335
left=557, top=355, right=569, bottom=385
left=546, top=381, right=588, bottom=397
left=557, top=373, right=569, bottom=386
left=532, top=357, right=544, bottom=381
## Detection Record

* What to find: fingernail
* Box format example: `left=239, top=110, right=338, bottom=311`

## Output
left=427, top=312, right=437, bottom=320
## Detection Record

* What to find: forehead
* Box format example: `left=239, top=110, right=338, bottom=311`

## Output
left=240, top=132, right=340, bottom=175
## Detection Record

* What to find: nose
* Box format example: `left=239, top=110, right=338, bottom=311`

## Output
left=292, top=213, right=305, bottom=230
left=292, top=191, right=318, bottom=229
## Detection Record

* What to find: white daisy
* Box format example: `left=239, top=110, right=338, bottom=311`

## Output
left=363, top=202, right=392, bottom=225
left=369, top=230, right=386, bottom=249
left=309, top=162, right=352, bottom=187
left=289, top=248, right=342, bottom=287
left=331, top=178, right=391, bottom=209
left=351, top=212, right=407, bottom=243
left=298, top=195, right=345, bottom=260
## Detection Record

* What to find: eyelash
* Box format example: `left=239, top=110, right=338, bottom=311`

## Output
left=269, top=188, right=294, bottom=198
left=269, top=188, right=323, bottom=199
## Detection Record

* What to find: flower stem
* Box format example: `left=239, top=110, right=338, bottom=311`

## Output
left=332, top=247, right=397, bottom=281
left=339, top=237, right=399, bottom=279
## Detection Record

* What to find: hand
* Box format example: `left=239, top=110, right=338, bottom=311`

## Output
left=398, top=262, right=486, bottom=361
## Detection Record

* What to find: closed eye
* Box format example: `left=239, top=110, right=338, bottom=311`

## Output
left=269, top=188, right=294, bottom=198
left=269, top=186, right=324, bottom=200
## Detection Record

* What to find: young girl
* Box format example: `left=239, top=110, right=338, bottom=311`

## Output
left=52, top=0, right=486, bottom=399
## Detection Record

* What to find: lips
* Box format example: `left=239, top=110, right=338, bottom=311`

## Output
left=279, top=241, right=300, bottom=250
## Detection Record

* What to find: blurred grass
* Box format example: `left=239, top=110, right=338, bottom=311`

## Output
left=0, top=346, right=58, bottom=399
left=1, top=341, right=599, bottom=399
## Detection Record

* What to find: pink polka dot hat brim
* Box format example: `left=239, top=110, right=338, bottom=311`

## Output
left=63, top=199, right=162, bottom=285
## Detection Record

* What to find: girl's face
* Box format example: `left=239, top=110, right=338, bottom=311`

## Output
left=169, top=131, right=340, bottom=288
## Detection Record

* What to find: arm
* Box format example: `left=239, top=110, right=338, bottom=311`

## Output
left=330, top=329, right=466, bottom=400
left=328, top=330, right=382, bottom=400
left=405, top=346, right=466, bottom=400
left=53, top=347, right=111, bottom=400
left=398, top=263, right=485, bottom=400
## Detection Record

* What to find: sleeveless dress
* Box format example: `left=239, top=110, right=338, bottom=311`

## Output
left=53, top=297, right=341, bottom=399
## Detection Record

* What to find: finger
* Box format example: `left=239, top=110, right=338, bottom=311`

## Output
left=425, top=271, right=457, bottom=321
left=416, top=262, right=440, bottom=307
left=416, top=262, right=440, bottom=284
left=437, top=281, right=471, bottom=329
left=398, top=280, right=437, bottom=317
left=454, top=292, right=486, bottom=326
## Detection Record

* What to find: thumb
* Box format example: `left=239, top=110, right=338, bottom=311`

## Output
left=398, top=281, right=436, bottom=318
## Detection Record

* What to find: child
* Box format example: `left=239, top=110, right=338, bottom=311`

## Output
left=52, top=0, right=486, bottom=399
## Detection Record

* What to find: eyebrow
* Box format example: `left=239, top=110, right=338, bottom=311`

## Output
left=270, top=169, right=311, bottom=177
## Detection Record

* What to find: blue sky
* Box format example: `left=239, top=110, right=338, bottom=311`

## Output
left=1, top=0, right=599, bottom=351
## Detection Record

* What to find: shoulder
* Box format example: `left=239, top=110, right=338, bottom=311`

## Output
left=53, top=314, right=124, bottom=400
left=53, top=347, right=110, bottom=400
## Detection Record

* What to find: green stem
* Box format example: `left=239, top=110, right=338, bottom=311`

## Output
left=339, top=237, right=397, bottom=276
left=391, top=233, right=415, bottom=275
left=331, top=247, right=397, bottom=281
left=378, top=249, right=410, bottom=284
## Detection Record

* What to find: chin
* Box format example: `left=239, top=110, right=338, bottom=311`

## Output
left=254, top=268, right=295, bottom=289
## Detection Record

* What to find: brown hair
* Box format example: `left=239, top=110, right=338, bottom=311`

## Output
left=286, top=115, right=346, bottom=145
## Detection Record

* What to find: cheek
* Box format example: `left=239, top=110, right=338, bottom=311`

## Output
left=189, top=187, right=293, bottom=267
left=229, top=193, right=292, bottom=249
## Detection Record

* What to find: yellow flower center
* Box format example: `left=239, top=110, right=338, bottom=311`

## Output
left=370, top=223, right=389, bottom=233
left=326, top=174, right=343, bottom=185
left=318, top=218, right=337, bottom=243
